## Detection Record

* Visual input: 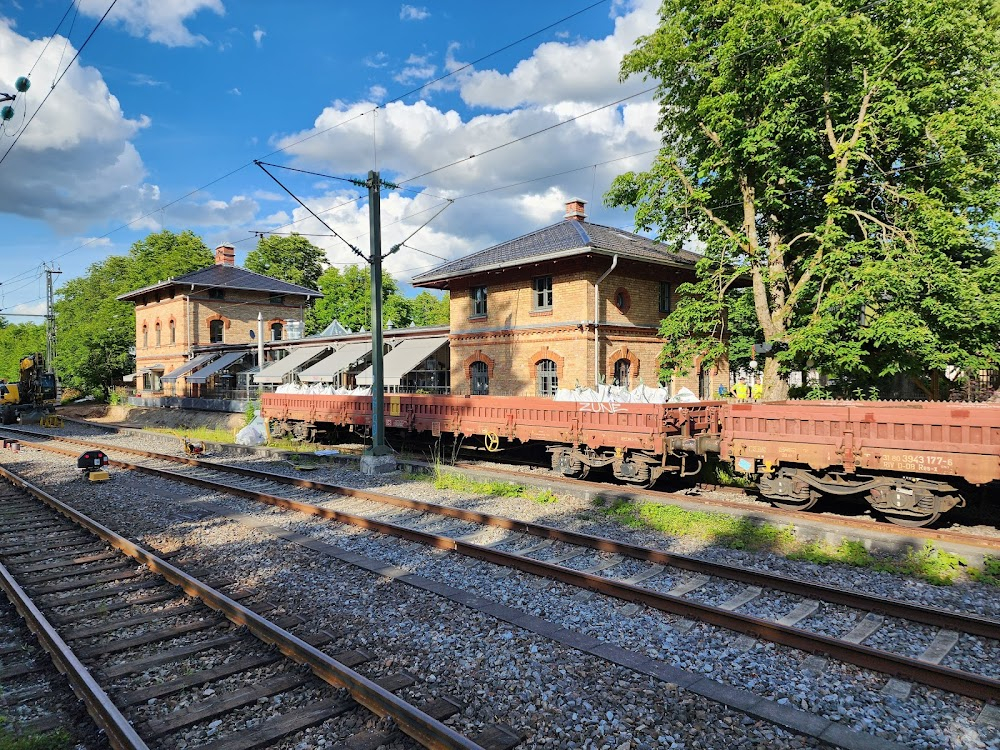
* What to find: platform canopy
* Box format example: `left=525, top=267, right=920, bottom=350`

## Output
left=298, top=342, right=371, bottom=383
left=355, top=337, right=448, bottom=387
left=138, top=363, right=165, bottom=374
left=254, top=345, right=331, bottom=384
left=161, top=353, right=217, bottom=382
left=186, top=351, right=246, bottom=384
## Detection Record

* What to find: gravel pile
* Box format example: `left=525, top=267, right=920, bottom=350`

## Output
left=4, top=422, right=999, bottom=749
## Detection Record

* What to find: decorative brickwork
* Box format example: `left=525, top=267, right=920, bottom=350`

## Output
left=607, top=346, right=640, bottom=382
left=529, top=346, right=564, bottom=379
left=462, top=350, right=495, bottom=379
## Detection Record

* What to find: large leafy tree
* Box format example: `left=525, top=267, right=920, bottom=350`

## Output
left=607, top=0, right=1000, bottom=399
left=307, top=265, right=413, bottom=333
left=244, top=234, right=326, bottom=290
left=0, top=320, right=46, bottom=382
left=409, top=290, right=450, bottom=327
left=55, top=230, right=214, bottom=396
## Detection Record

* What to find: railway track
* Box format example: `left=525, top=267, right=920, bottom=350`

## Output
left=0, top=462, right=518, bottom=750
left=4, top=428, right=999, bottom=711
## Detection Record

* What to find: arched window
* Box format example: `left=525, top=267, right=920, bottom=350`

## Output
left=613, top=358, right=631, bottom=388
left=169, top=319, right=176, bottom=344
left=270, top=322, right=283, bottom=341
left=155, top=322, right=161, bottom=347
left=698, top=366, right=710, bottom=400
left=536, top=359, right=558, bottom=397
left=209, top=319, right=224, bottom=343
left=142, top=325, right=148, bottom=349
left=470, top=361, right=489, bottom=395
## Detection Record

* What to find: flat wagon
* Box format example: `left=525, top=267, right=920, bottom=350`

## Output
left=721, top=401, right=1000, bottom=525
left=261, top=393, right=721, bottom=487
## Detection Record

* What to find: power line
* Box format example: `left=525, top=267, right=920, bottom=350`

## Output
left=399, top=85, right=657, bottom=184
left=0, top=0, right=119, bottom=168
left=26, top=0, right=78, bottom=76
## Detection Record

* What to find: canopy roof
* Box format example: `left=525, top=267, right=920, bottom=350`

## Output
left=298, top=342, right=372, bottom=383
left=187, top=351, right=246, bottom=384
left=356, top=337, right=448, bottom=387
left=254, top=345, right=331, bottom=384
left=161, top=352, right=218, bottom=382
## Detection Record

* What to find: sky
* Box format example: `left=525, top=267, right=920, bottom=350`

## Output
left=0, top=0, right=665, bottom=317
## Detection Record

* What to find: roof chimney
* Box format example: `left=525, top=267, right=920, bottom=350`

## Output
left=215, top=243, right=236, bottom=266
left=564, top=199, right=587, bottom=222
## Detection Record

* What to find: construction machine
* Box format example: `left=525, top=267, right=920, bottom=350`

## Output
left=0, top=354, right=57, bottom=424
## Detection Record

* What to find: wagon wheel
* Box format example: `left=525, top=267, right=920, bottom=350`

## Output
left=881, top=511, right=941, bottom=528
left=758, top=473, right=821, bottom=512
left=551, top=448, right=589, bottom=479
left=767, top=495, right=821, bottom=512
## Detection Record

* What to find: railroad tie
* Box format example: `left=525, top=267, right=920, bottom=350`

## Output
left=576, top=554, right=624, bottom=574
left=841, top=613, right=884, bottom=644
left=667, top=574, right=711, bottom=597
left=620, top=564, right=665, bottom=585
left=775, top=599, right=820, bottom=627
left=882, top=629, right=961, bottom=701
left=718, top=586, right=763, bottom=612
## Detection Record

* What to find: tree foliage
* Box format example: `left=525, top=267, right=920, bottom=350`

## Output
left=55, top=230, right=214, bottom=396
left=0, top=320, right=46, bottom=382
left=608, top=0, right=1000, bottom=398
left=245, top=234, right=326, bottom=290
left=306, top=266, right=449, bottom=333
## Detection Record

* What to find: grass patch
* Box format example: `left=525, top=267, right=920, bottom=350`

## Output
left=146, top=426, right=235, bottom=444
left=696, top=456, right=755, bottom=489
left=432, top=469, right=560, bottom=505
left=595, top=498, right=997, bottom=587
left=0, top=728, right=74, bottom=750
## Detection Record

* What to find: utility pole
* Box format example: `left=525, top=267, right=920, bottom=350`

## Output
left=364, top=170, right=393, bottom=465
left=44, top=266, right=62, bottom=376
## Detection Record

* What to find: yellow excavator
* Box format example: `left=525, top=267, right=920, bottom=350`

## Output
left=0, top=354, right=58, bottom=424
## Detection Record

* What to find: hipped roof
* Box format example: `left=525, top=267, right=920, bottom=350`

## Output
left=118, top=264, right=322, bottom=302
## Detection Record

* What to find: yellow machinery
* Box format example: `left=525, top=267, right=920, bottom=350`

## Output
left=0, top=354, right=58, bottom=425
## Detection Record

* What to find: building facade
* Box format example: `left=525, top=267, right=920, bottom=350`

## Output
left=118, top=244, right=320, bottom=395
left=413, top=200, right=730, bottom=399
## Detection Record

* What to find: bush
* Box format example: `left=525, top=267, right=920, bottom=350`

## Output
left=108, top=386, right=128, bottom=406
left=244, top=398, right=259, bottom=425
left=59, top=387, right=82, bottom=405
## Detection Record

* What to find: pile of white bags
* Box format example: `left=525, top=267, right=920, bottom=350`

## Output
left=235, top=414, right=267, bottom=446
left=273, top=383, right=372, bottom=396
left=553, top=384, right=700, bottom=404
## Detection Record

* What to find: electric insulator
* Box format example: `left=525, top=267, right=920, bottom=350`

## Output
left=14, top=77, right=30, bottom=93
left=1, top=106, right=14, bottom=121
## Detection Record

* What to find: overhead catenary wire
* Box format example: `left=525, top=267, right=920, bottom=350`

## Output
left=0, top=0, right=119, bottom=168
left=27, top=0, right=79, bottom=76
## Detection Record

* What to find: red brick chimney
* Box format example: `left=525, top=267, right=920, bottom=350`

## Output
left=564, top=199, right=587, bottom=222
left=215, top=243, right=236, bottom=266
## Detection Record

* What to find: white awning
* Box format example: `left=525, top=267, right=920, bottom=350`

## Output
left=355, top=337, right=448, bottom=387
left=161, top=353, right=218, bottom=381
left=254, top=345, right=331, bottom=384
left=298, top=342, right=372, bottom=383
left=123, top=372, right=138, bottom=383
left=186, top=351, right=246, bottom=384
left=138, top=363, right=166, bottom=374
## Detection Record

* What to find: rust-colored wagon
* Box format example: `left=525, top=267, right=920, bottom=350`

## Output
left=721, top=401, right=1000, bottom=525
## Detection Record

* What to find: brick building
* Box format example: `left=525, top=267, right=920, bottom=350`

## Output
left=118, top=244, right=320, bottom=395
left=412, top=200, right=730, bottom=398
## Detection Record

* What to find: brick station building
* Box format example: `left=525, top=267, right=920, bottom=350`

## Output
left=413, top=200, right=730, bottom=399
left=118, top=243, right=320, bottom=395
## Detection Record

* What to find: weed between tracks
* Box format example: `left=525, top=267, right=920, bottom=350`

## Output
left=422, top=468, right=559, bottom=504
left=596, top=498, right=1000, bottom=587
left=0, top=727, right=73, bottom=750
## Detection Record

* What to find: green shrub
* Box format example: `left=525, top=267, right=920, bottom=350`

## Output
left=107, top=386, right=128, bottom=406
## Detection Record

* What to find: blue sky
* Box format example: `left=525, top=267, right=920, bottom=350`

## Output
left=0, top=0, right=662, bottom=316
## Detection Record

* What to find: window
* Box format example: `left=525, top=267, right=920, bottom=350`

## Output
left=659, top=282, right=672, bottom=314
left=209, top=319, right=224, bottom=343
left=613, top=358, right=631, bottom=388
left=142, top=325, right=148, bottom=349
left=169, top=319, right=176, bottom=344
left=270, top=322, right=283, bottom=341
left=471, top=286, right=488, bottom=317
left=533, top=275, right=553, bottom=310
left=470, top=361, right=489, bottom=395
left=536, top=359, right=558, bottom=396
left=155, top=322, right=161, bottom=347
left=269, top=294, right=285, bottom=305
left=209, top=289, right=225, bottom=300
left=613, top=288, right=631, bottom=314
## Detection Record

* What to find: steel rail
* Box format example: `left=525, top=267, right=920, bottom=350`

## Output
left=0, top=464, right=486, bottom=750
left=0, top=498, right=149, bottom=749
left=9, top=430, right=998, bottom=639
left=8, top=437, right=998, bottom=703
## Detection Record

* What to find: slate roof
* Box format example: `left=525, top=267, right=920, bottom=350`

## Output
left=411, top=219, right=699, bottom=287
left=118, top=264, right=322, bottom=302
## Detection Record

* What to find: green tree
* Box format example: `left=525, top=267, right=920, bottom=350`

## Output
left=245, top=234, right=326, bottom=290
left=307, top=265, right=414, bottom=333
left=55, top=230, right=214, bottom=396
left=0, top=320, right=46, bottom=382
left=409, top=290, right=450, bottom=327
left=607, top=0, right=1000, bottom=399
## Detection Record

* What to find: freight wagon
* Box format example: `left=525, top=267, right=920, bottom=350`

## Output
left=261, top=393, right=1000, bottom=526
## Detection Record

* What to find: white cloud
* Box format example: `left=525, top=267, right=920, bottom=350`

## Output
left=394, top=54, right=436, bottom=84
left=229, top=87, right=241, bottom=95
left=6, top=300, right=46, bottom=316
left=75, top=236, right=114, bottom=248
left=78, top=0, right=225, bottom=47
left=253, top=190, right=285, bottom=201
left=252, top=25, right=265, bottom=47
left=130, top=73, right=167, bottom=87
left=364, top=51, right=389, bottom=69
left=399, top=5, right=429, bottom=21
left=368, top=84, right=387, bottom=102
left=268, top=0, right=665, bottom=277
